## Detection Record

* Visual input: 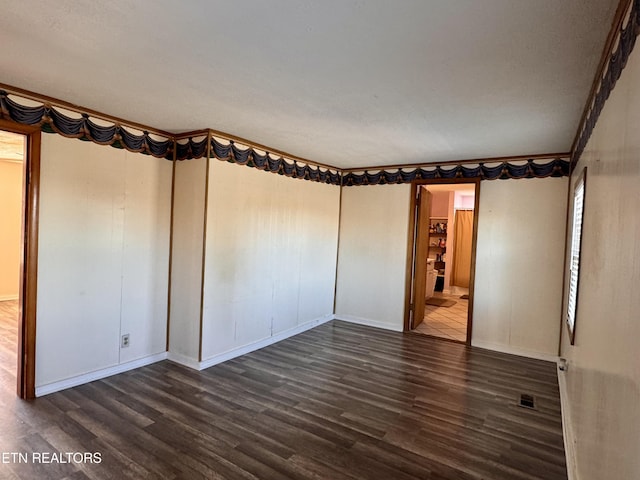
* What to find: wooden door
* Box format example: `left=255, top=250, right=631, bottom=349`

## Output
left=412, top=187, right=431, bottom=328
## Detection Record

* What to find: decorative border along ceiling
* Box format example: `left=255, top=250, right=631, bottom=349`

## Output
left=175, top=134, right=341, bottom=185
left=0, top=0, right=637, bottom=187
left=0, top=90, right=173, bottom=158
left=572, top=0, right=640, bottom=166
left=0, top=88, right=570, bottom=186
left=342, top=158, right=569, bottom=186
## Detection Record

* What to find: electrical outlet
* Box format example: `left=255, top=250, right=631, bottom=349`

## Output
left=121, top=334, right=130, bottom=348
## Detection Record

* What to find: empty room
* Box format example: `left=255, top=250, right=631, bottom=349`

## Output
left=0, top=1, right=638, bottom=479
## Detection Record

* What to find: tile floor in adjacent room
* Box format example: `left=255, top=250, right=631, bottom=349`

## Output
left=414, top=292, right=468, bottom=342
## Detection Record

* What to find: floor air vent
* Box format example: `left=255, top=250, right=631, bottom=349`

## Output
left=519, top=393, right=536, bottom=409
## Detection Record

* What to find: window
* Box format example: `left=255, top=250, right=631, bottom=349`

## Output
left=567, top=167, right=586, bottom=344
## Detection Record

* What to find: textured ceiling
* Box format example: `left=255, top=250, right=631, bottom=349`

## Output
left=0, top=0, right=617, bottom=169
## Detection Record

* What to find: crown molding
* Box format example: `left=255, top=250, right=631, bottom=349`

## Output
left=571, top=0, right=640, bottom=166
left=0, top=81, right=586, bottom=186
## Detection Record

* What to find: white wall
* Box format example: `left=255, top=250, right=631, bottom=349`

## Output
left=560, top=39, right=640, bottom=480
left=201, top=161, right=339, bottom=361
left=335, top=183, right=411, bottom=331
left=119, top=153, right=172, bottom=363
left=36, top=135, right=171, bottom=387
left=334, top=179, right=565, bottom=344
left=0, top=160, right=23, bottom=300
left=472, top=177, right=566, bottom=359
left=168, top=157, right=207, bottom=365
left=454, top=192, right=475, bottom=209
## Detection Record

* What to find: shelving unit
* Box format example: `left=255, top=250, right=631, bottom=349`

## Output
left=428, top=216, right=448, bottom=272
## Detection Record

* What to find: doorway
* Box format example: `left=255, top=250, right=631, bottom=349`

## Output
left=404, top=179, right=480, bottom=344
left=0, top=120, right=41, bottom=399
left=0, top=130, right=25, bottom=397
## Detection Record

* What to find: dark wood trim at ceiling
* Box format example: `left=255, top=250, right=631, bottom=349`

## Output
left=1, top=83, right=340, bottom=171
left=205, top=128, right=338, bottom=171
left=0, top=82, right=173, bottom=138
left=342, top=152, right=570, bottom=173
left=570, top=0, right=633, bottom=156
left=0, top=82, right=578, bottom=184
left=175, top=129, right=210, bottom=140
left=0, top=118, right=41, bottom=400
left=0, top=83, right=574, bottom=180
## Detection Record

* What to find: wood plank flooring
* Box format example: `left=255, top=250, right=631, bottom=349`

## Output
left=0, top=313, right=566, bottom=479
left=0, top=300, right=18, bottom=395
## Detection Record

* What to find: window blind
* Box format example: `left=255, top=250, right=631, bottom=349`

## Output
left=567, top=175, right=585, bottom=334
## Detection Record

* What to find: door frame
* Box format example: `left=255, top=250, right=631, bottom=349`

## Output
left=403, top=177, right=481, bottom=344
left=0, top=119, right=41, bottom=399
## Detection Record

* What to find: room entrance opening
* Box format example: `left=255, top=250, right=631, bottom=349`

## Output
left=0, top=121, right=41, bottom=399
left=404, top=179, right=480, bottom=344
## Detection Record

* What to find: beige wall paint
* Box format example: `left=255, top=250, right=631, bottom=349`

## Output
left=0, top=160, right=23, bottom=300
left=168, top=157, right=207, bottom=364
left=119, top=149, right=172, bottom=364
left=36, top=134, right=172, bottom=388
left=168, top=158, right=340, bottom=367
left=201, top=161, right=340, bottom=360
left=335, top=183, right=411, bottom=331
left=335, top=178, right=565, bottom=343
left=560, top=40, right=640, bottom=480
left=473, top=177, right=567, bottom=359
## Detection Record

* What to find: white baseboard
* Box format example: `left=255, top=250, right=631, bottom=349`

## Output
left=197, top=314, right=334, bottom=371
left=35, top=315, right=335, bottom=396
left=334, top=314, right=404, bottom=332
left=35, top=352, right=168, bottom=397
left=167, top=351, right=201, bottom=370
left=0, top=295, right=18, bottom=302
left=471, top=340, right=559, bottom=363
left=557, top=365, right=578, bottom=480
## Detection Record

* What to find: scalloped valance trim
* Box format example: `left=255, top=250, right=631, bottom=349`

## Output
left=175, top=135, right=341, bottom=185
left=573, top=0, right=640, bottom=165
left=0, top=90, right=174, bottom=158
left=342, top=158, right=569, bottom=186
left=3, top=0, right=637, bottom=188
left=0, top=88, right=573, bottom=187
left=0, top=89, right=342, bottom=184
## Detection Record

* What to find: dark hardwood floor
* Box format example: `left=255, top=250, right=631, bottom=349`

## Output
left=0, top=313, right=567, bottom=480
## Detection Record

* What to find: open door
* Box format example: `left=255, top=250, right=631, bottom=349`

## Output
left=404, top=179, right=480, bottom=344
left=410, top=186, right=431, bottom=328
